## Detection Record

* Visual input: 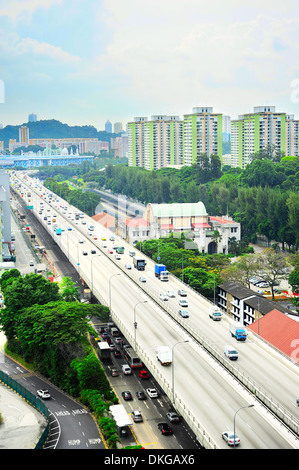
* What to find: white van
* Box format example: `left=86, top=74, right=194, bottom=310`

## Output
left=224, top=345, right=238, bottom=360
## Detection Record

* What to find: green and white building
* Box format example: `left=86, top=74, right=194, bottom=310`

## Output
left=127, top=107, right=222, bottom=170
left=231, top=106, right=299, bottom=168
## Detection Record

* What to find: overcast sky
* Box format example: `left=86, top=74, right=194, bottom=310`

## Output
left=0, top=0, right=299, bottom=130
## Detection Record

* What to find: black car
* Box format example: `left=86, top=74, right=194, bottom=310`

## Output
left=122, top=391, right=133, bottom=401
left=158, top=423, right=172, bottom=435
left=136, top=391, right=147, bottom=400
left=114, top=349, right=122, bottom=358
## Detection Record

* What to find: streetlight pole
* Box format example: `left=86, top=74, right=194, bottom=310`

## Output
left=172, top=340, right=189, bottom=404
left=233, top=404, right=254, bottom=448
left=109, top=273, right=121, bottom=316
left=134, top=300, right=148, bottom=350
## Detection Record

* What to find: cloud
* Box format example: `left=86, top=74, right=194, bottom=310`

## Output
left=0, top=0, right=63, bottom=22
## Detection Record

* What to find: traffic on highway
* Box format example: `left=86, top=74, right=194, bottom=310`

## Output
left=9, top=172, right=299, bottom=450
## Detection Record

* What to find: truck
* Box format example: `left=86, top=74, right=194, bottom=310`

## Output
left=133, top=257, right=146, bottom=271
left=155, top=264, right=169, bottom=281
left=98, top=341, right=111, bottom=360
left=209, top=306, right=222, bottom=321
left=81, top=289, right=91, bottom=304
left=230, top=321, right=247, bottom=341
left=156, top=346, right=172, bottom=366
left=56, top=228, right=62, bottom=235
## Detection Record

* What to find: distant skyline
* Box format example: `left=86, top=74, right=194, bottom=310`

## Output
left=0, top=0, right=299, bottom=130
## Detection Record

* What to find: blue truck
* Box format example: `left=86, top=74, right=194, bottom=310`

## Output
left=230, top=321, right=247, bottom=341
left=154, top=264, right=169, bottom=281
left=56, top=228, right=62, bottom=235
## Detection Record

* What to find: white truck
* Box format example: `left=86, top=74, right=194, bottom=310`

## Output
left=156, top=346, right=172, bottom=366
left=209, top=306, right=222, bottom=321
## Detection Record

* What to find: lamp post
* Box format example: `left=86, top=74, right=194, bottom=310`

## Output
left=134, top=300, right=148, bottom=350
left=109, top=273, right=121, bottom=315
left=172, top=340, right=189, bottom=404
left=233, top=404, right=254, bottom=448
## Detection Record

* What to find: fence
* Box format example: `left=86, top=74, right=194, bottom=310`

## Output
left=0, top=369, right=49, bottom=449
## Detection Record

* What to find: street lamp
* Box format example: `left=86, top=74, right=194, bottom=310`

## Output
left=109, top=273, right=121, bottom=315
left=233, top=404, right=254, bottom=448
left=172, top=340, right=189, bottom=404
left=134, top=300, right=148, bottom=350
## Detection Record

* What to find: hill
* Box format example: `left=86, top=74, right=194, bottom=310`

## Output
left=0, top=119, right=121, bottom=148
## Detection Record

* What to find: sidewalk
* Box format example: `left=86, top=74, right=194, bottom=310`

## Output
left=0, top=332, right=48, bottom=449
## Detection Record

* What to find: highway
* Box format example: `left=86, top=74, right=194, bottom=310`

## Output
left=10, top=173, right=299, bottom=449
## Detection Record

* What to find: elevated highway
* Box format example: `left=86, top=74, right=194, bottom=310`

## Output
left=10, top=173, right=299, bottom=449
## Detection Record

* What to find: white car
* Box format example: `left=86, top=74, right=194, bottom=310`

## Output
left=179, top=299, right=188, bottom=307
left=167, top=290, right=176, bottom=298
left=146, top=388, right=159, bottom=398
left=37, top=389, right=51, bottom=399
left=159, top=293, right=168, bottom=301
left=222, top=431, right=240, bottom=446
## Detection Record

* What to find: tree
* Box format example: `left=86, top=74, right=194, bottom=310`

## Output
left=221, top=254, right=259, bottom=288
left=60, top=276, right=80, bottom=302
left=257, top=249, right=290, bottom=299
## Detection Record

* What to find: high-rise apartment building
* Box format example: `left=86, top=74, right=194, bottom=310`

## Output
left=231, top=106, right=298, bottom=168
left=128, top=107, right=222, bottom=170
left=183, top=107, right=222, bottom=166
left=128, top=115, right=183, bottom=170
left=19, top=126, right=29, bottom=144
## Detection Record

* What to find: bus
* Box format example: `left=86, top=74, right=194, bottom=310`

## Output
left=116, top=246, right=124, bottom=254
left=124, top=347, right=142, bottom=368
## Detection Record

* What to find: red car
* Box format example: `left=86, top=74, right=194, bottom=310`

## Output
left=139, top=369, right=149, bottom=379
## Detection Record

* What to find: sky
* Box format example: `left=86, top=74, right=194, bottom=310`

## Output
left=0, top=0, right=299, bottom=130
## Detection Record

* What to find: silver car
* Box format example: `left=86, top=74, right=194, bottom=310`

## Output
left=131, top=410, right=143, bottom=422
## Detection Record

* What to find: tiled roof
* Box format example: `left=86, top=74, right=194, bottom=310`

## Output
left=124, top=218, right=149, bottom=227
left=248, top=309, right=299, bottom=359
left=210, top=216, right=238, bottom=225
left=92, top=212, right=115, bottom=228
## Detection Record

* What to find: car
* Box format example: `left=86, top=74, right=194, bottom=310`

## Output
left=178, top=309, right=189, bottom=318
left=178, top=289, right=187, bottom=297
left=125, top=264, right=132, bottom=270
left=109, top=344, right=116, bottom=351
left=159, top=293, right=168, bottom=301
left=37, top=389, right=51, bottom=399
left=131, top=410, right=143, bottom=422
left=114, top=349, right=122, bottom=358
left=108, top=248, right=113, bottom=254
left=81, top=220, right=86, bottom=225
left=102, top=242, right=107, bottom=248
left=29, top=260, right=34, bottom=266
left=158, top=423, right=172, bottom=435
left=179, top=299, right=188, bottom=307
left=139, top=277, right=146, bottom=282
left=79, top=240, right=84, bottom=244
left=146, top=388, right=159, bottom=398
left=222, top=431, right=240, bottom=446
left=91, top=249, right=96, bottom=254
left=122, top=391, right=133, bottom=401
left=115, top=254, right=121, bottom=260
left=68, top=227, right=72, bottom=231
left=82, top=251, right=88, bottom=256
left=109, top=367, right=119, bottom=377
left=101, top=236, right=106, bottom=241
left=166, top=411, right=180, bottom=423
left=138, top=369, right=149, bottom=379
left=102, top=332, right=109, bottom=339
left=167, top=290, right=176, bottom=298
left=136, top=391, right=147, bottom=400
left=93, top=235, right=98, bottom=240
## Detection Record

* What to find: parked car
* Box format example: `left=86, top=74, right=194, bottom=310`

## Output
left=37, top=389, right=51, bottom=399
left=146, top=388, right=159, bottom=398
left=158, top=423, right=172, bottom=435
left=131, top=410, right=143, bottom=422
left=166, top=411, right=180, bottom=423
left=121, top=391, right=133, bottom=401
left=222, top=431, right=240, bottom=446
